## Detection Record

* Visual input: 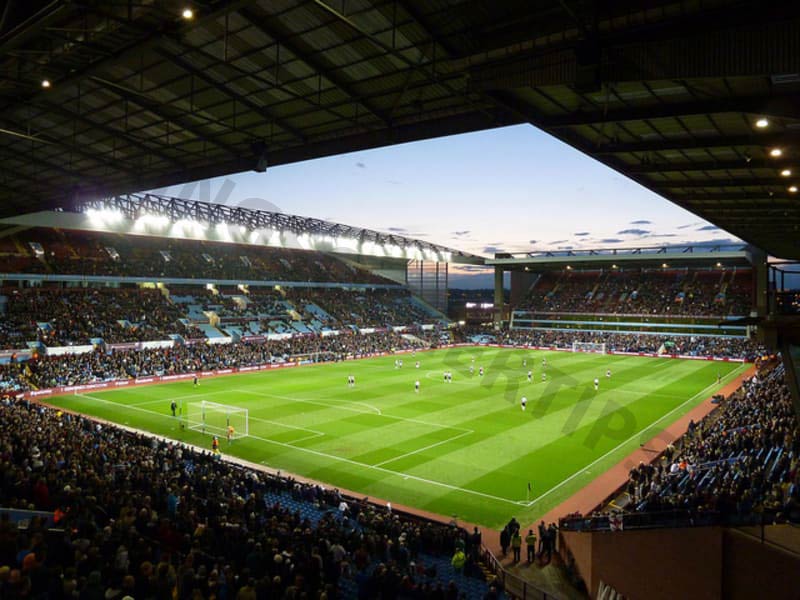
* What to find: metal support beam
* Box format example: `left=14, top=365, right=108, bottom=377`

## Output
left=154, top=46, right=307, bottom=144
left=237, top=6, right=393, bottom=127
left=595, top=132, right=798, bottom=154
left=626, top=159, right=794, bottom=174
left=540, top=94, right=800, bottom=128
left=91, top=77, right=237, bottom=158
left=31, top=100, right=185, bottom=169
left=654, top=177, right=793, bottom=189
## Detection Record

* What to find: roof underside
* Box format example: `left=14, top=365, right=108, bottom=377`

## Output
left=2, top=1, right=800, bottom=257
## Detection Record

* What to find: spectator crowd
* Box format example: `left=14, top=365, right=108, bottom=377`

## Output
left=516, top=268, right=752, bottom=316
left=0, top=397, right=497, bottom=599
left=488, top=329, right=764, bottom=361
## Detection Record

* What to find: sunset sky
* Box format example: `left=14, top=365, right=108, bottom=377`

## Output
left=154, top=123, right=740, bottom=287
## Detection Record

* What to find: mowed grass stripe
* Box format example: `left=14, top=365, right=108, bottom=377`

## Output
left=45, top=348, right=744, bottom=528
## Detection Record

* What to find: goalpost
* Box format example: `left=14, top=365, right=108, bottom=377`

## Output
left=572, top=341, right=607, bottom=354
left=184, top=400, right=249, bottom=439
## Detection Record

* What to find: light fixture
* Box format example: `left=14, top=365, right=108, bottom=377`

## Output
left=782, top=169, right=792, bottom=177
left=755, top=118, right=769, bottom=128
left=770, top=148, right=783, bottom=158
left=789, top=185, right=798, bottom=193
left=182, top=8, right=194, bottom=19
left=662, top=263, right=668, bottom=268
left=41, top=79, right=51, bottom=89
left=716, top=262, right=722, bottom=267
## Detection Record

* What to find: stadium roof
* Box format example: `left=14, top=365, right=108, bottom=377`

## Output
left=0, top=192, right=484, bottom=264
left=2, top=1, right=800, bottom=257
left=486, top=243, right=756, bottom=271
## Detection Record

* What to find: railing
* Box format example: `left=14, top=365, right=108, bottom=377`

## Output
left=559, top=509, right=798, bottom=533
left=480, top=546, right=554, bottom=600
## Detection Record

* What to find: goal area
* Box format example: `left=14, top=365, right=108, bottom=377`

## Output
left=572, top=341, right=607, bottom=354
left=184, top=400, right=249, bottom=439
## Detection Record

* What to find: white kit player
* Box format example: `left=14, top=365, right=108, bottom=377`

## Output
left=527, top=370, right=532, bottom=383
left=414, top=379, right=420, bottom=393
left=606, top=369, right=611, bottom=378
left=594, top=377, right=600, bottom=391
left=479, top=366, right=484, bottom=377
left=521, top=396, right=527, bottom=411
left=347, top=374, right=355, bottom=387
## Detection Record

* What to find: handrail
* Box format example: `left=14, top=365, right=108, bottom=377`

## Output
left=479, top=544, right=555, bottom=599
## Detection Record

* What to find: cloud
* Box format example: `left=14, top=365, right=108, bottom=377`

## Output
left=548, top=239, right=567, bottom=245
left=696, top=225, right=720, bottom=231
left=529, top=240, right=538, bottom=244
left=647, top=233, right=678, bottom=238
left=677, top=237, right=742, bottom=247
left=451, top=230, right=471, bottom=236
left=356, top=161, right=366, bottom=168
left=574, top=231, right=590, bottom=237
left=557, top=245, right=575, bottom=250
left=617, top=228, right=651, bottom=235
left=599, top=238, right=624, bottom=244
left=386, top=227, right=407, bottom=232
left=483, top=245, right=505, bottom=254
left=677, top=222, right=700, bottom=230
left=630, top=220, right=652, bottom=225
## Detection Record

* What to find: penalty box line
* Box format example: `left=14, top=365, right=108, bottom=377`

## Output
left=518, top=362, right=748, bottom=508
left=234, top=388, right=473, bottom=434
left=75, top=393, right=325, bottom=443
left=74, top=393, right=520, bottom=506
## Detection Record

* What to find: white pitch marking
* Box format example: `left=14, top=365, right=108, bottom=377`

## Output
left=373, top=430, right=474, bottom=468
left=74, top=393, right=526, bottom=506
left=520, top=363, right=747, bottom=507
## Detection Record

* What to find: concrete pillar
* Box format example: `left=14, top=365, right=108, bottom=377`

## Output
left=494, top=267, right=504, bottom=327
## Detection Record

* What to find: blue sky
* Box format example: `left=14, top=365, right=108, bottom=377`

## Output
left=154, top=124, right=738, bottom=287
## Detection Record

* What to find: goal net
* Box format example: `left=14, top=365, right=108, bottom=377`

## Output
left=184, top=400, right=249, bottom=439
left=572, top=341, right=607, bottom=354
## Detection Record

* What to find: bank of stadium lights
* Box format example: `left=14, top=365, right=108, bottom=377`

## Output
left=755, top=118, right=769, bottom=128
left=215, top=222, right=231, bottom=241
left=770, top=148, right=783, bottom=158
left=171, top=218, right=206, bottom=238
left=782, top=169, right=792, bottom=177
left=181, top=8, right=194, bottom=19
left=41, top=79, right=51, bottom=89
left=790, top=186, right=798, bottom=193
left=662, top=263, right=669, bottom=268
left=86, top=208, right=123, bottom=226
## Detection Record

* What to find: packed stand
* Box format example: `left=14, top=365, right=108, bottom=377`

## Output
left=492, top=329, right=764, bottom=361
left=562, top=362, right=799, bottom=530
left=0, top=288, right=187, bottom=347
left=517, top=268, right=752, bottom=316
left=286, top=289, right=440, bottom=329
left=2, top=227, right=390, bottom=285
left=0, top=398, right=498, bottom=600
left=623, top=364, right=798, bottom=518
left=0, top=331, right=429, bottom=392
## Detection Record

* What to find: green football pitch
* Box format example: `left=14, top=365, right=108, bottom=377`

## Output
left=46, top=347, right=747, bottom=529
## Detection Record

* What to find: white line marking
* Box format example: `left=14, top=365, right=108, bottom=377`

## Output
left=235, top=389, right=471, bottom=434
left=373, top=430, right=474, bottom=468
left=73, top=392, right=523, bottom=506
left=236, top=389, right=383, bottom=416
left=521, top=363, right=747, bottom=507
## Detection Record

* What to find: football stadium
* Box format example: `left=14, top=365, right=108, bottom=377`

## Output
left=1, top=2, right=799, bottom=599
